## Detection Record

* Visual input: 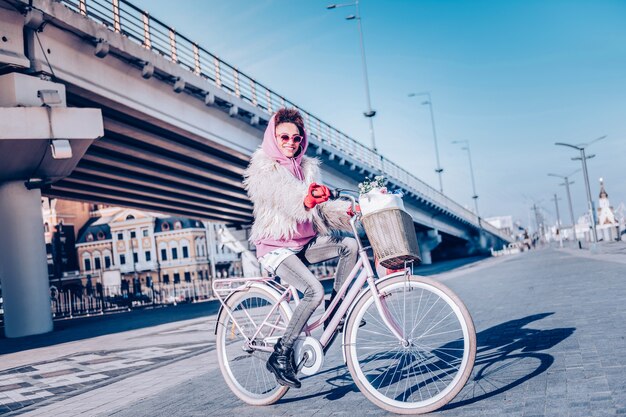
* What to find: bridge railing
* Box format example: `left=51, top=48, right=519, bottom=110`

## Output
left=59, top=0, right=508, bottom=241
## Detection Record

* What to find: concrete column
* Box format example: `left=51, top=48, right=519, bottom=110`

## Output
left=0, top=181, right=53, bottom=337
left=204, top=222, right=217, bottom=280
left=417, top=229, right=442, bottom=265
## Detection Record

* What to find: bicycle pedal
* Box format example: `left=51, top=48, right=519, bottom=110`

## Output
left=296, top=352, right=310, bottom=371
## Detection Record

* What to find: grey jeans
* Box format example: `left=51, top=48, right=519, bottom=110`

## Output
left=275, top=235, right=358, bottom=348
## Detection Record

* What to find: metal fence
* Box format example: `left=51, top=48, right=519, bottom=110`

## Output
left=55, top=0, right=510, bottom=242
left=0, top=264, right=339, bottom=326
left=49, top=281, right=217, bottom=319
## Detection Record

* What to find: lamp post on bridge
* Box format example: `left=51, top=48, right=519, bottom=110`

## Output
left=555, top=135, right=607, bottom=243
left=548, top=169, right=580, bottom=246
left=408, top=92, right=444, bottom=193
left=552, top=193, right=563, bottom=248
left=327, top=1, right=377, bottom=152
left=452, top=140, right=480, bottom=225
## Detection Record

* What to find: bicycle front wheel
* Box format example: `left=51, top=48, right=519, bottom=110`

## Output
left=216, top=285, right=291, bottom=405
left=344, top=275, right=476, bottom=414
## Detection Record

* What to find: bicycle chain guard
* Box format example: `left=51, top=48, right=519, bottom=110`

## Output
left=294, top=336, right=324, bottom=376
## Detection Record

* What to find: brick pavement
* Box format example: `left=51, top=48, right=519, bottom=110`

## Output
left=1, top=246, right=625, bottom=416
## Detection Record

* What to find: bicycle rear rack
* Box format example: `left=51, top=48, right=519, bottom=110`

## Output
left=212, top=276, right=289, bottom=306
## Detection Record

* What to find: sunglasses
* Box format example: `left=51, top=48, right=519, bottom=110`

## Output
left=278, top=134, right=303, bottom=144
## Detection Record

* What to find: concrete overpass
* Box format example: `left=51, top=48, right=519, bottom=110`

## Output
left=0, top=0, right=511, bottom=337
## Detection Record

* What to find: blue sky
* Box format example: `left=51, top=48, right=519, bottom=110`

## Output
left=131, top=0, right=626, bottom=229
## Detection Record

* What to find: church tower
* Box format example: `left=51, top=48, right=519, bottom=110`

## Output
left=597, top=178, right=616, bottom=226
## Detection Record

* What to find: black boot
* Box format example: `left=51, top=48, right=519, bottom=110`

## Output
left=266, top=338, right=301, bottom=389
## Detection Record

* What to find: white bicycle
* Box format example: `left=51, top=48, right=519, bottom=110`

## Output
left=213, top=191, right=476, bottom=414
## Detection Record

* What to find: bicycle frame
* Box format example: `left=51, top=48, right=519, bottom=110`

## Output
left=303, top=247, right=406, bottom=348
left=213, top=191, right=409, bottom=353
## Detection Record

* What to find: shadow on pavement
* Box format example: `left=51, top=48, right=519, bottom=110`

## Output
left=444, top=312, right=575, bottom=409
left=281, top=312, right=575, bottom=408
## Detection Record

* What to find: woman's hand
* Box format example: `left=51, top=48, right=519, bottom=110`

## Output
left=304, top=183, right=330, bottom=208
left=347, top=204, right=361, bottom=217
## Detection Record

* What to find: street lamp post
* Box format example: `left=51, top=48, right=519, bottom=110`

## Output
left=552, top=193, right=563, bottom=248
left=548, top=169, right=580, bottom=245
left=327, top=1, right=377, bottom=151
left=452, top=140, right=480, bottom=222
left=555, top=135, right=606, bottom=243
left=408, top=92, right=444, bottom=193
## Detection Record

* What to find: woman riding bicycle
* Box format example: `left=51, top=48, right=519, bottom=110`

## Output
left=243, top=108, right=358, bottom=389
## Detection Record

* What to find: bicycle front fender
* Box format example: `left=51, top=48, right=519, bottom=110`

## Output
left=340, top=270, right=409, bottom=364
left=213, top=282, right=292, bottom=335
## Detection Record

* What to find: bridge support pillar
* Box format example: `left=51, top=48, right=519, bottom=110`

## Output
left=0, top=181, right=54, bottom=338
left=417, top=229, right=442, bottom=265
left=467, top=231, right=490, bottom=256
left=0, top=72, right=103, bottom=337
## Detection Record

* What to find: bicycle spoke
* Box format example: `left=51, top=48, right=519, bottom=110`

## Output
left=217, top=288, right=289, bottom=402
left=346, top=277, right=475, bottom=413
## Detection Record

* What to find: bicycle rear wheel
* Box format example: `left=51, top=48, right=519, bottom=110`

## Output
left=216, top=285, right=291, bottom=405
left=344, top=275, right=476, bottom=414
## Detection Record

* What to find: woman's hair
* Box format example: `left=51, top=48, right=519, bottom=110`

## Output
left=275, top=108, right=305, bottom=136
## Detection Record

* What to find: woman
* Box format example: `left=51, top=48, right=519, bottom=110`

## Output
left=243, top=108, right=358, bottom=389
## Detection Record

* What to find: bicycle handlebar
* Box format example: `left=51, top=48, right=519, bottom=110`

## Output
left=330, top=188, right=364, bottom=250
left=330, top=188, right=358, bottom=211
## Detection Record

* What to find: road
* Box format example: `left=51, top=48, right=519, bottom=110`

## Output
left=2, top=246, right=625, bottom=416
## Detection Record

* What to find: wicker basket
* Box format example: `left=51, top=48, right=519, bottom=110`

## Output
left=361, top=208, right=421, bottom=269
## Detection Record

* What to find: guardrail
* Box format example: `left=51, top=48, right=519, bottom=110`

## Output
left=57, top=0, right=509, bottom=242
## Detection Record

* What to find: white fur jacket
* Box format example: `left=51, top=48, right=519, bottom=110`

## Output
left=243, top=149, right=352, bottom=243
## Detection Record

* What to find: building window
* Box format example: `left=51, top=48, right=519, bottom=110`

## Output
left=133, top=252, right=138, bottom=264
left=94, top=257, right=101, bottom=270
left=198, top=270, right=203, bottom=280
left=160, top=248, right=168, bottom=261
left=126, top=215, right=135, bottom=220
left=145, top=251, right=151, bottom=261
left=117, top=232, right=123, bottom=240
left=130, top=231, right=136, bottom=239
left=84, top=258, right=91, bottom=271
left=104, top=256, right=111, bottom=269
left=184, top=272, right=191, bottom=282
left=174, top=273, right=180, bottom=283
left=86, top=233, right=94, bottom=242
left=182, top=246, right=189, bottom=258
left=162, top=222, right=170, bottom=231
left=172, top=247, right=178, bottom=260
left=142, top=229, right=149, bottom=237
left=163, top=274, right=169, bottom=284
left=174, top=221, right=182, bottom=230
left=120, top=254, right=126, bottom=265
left=97, top=231, right=105, bottom=240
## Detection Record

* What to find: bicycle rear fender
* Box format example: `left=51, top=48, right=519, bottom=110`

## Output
left=340, top=270, right=409, bottom=363
left=213, top=282, right=292, bottom=335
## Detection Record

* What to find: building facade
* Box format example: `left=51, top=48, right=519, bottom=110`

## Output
left=75, top=207, right=240, bottom=296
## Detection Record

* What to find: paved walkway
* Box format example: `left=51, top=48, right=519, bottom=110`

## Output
left=1, top=246, right=625, bottom=416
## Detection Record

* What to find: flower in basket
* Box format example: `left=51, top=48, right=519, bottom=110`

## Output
left=358, top=175, right=407, bottom=216
left=358, top=175, right=387, bottom=195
